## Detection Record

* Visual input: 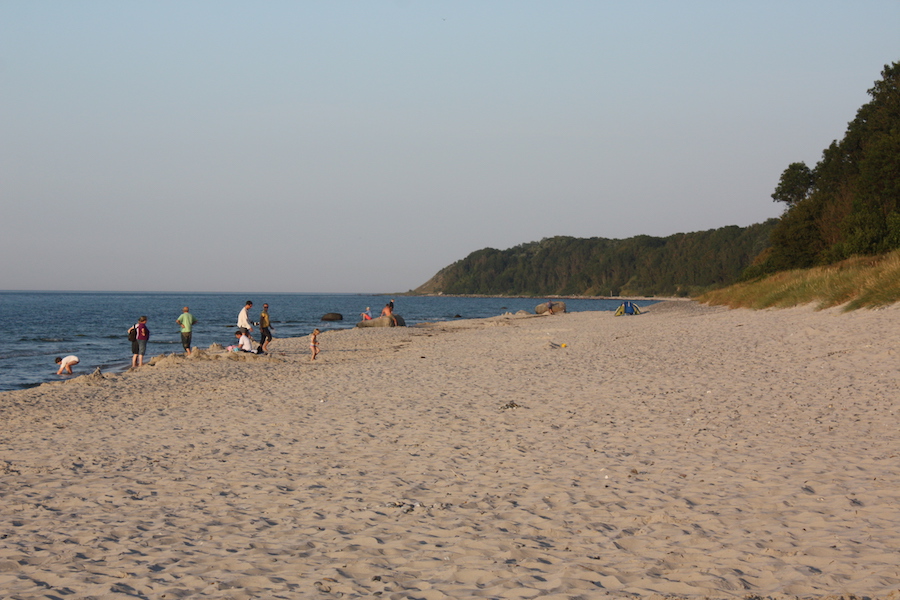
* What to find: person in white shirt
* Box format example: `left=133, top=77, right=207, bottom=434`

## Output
left=237, top=300, right=254, bottom=336
left=55, top=355, right=80, bottom=375
left=235, top=330, right=254, bottom=353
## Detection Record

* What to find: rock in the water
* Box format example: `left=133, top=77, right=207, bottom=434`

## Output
left=356, top=314, right=406, bottom=328
left=535, top=301, right=566, bottom=314
left=321, top=313, right=343, bottom=321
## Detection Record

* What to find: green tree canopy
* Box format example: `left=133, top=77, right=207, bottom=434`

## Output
left=757, top=60, right=900, bottom=275
left=414, top=222, right=776, bottom=297
left=772, top=162, right=814, bottom=207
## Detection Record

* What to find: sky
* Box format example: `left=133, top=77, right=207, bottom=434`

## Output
left=2, top=2, right=899, bottom=293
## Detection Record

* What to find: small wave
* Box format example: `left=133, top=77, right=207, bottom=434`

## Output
left=0, top=350, right=67, bottom=360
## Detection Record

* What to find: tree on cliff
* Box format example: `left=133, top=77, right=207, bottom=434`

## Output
left=758, top=60, right=900, bottom=274
left=772, top=162, right=815, bottom=208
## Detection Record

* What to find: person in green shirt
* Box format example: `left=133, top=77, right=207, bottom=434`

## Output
left=176, top=306, right=197, bottom=356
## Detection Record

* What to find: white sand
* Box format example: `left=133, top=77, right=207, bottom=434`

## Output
left=1, top=301, right=898, bottom=599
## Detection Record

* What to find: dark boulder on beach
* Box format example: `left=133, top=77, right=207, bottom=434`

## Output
left=321, top=313, right=343, bottom=321
left=356, top=315, right=406, bottom=328
left=535, top=301, right=566, bottom=314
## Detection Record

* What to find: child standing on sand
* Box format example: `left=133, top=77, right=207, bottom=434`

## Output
left=310, top=329, right=320, bottom=361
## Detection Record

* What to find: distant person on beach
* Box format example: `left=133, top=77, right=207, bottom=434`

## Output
left=309, top=329, right=320, bottom=361
left=130, top=316, right=149, bottom=367
left=237, top=300, right=254, bottom=336
left=235, top=330, right=254, bottom=353
left=176, top=306, right=197, bottom=356
left=259, top=303, right=273, bottom=353
left=381, top=303, right=399, bottom=325
left=361, top=307, right=372, bottom=320
left=55, top=355, right=79, bottom=375
left=546, top=300, right=555, bottom=315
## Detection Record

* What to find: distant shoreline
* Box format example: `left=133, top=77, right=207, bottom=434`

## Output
left=401, top=292, right=683, bottom=302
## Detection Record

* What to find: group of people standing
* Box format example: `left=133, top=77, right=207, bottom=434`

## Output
left=233, top=300, right=318, bottom=360
left=124, top=310, right=191, bottom=369
left=56, top=298, right=356, bottom=375
left=233, top=300, right=274, bottom=355
left=126, top=309, right=193, bottom=368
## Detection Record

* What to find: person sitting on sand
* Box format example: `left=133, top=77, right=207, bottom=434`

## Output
left=55, top=355, right=79, bottom=375
left=310, top=329, right=320, bottom=361
left=235, top=330, right=254, bottom=353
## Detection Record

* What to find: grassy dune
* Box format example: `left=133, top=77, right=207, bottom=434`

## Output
left=698, top=249, right=900, bottom=311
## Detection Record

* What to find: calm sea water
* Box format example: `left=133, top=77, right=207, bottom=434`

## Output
left=0, top=292, right=647, bottom=392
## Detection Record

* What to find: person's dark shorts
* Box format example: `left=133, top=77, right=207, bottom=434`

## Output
left=181, top=332, right=192, bottom=351
left=131, top=340, right=140, bottom=355
left=260, top=327, right=272, bottom=343
left=137, top=340, right=147, bottom=355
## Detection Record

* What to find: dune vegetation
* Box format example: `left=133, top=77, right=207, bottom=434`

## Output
left=698, top=249, right=900, bottom=311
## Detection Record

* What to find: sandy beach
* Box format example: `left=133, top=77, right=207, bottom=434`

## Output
left=1, top=300, right=898, bottom=599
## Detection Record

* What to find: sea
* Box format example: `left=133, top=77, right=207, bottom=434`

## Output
left=0, top=292, right=649, bottom=392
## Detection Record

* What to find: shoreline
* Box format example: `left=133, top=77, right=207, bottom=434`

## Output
left=402, top=292, right=681, bottom=301
left=0, top=293, right=635, bottom=394
left=2, top=301, right=898, bottom=598
left=10, top=299, right=673, bottom=396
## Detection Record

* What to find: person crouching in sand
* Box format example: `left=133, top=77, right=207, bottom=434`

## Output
left=55, top=355, right=79, bottom=375
left=310, top=329, right=320, bottom=361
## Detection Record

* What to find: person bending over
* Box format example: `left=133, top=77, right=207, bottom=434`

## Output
left=55, top=355, right=80, bottom=375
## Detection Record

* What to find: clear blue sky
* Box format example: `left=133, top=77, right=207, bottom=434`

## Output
left=2, top=1, right=898, bottom=292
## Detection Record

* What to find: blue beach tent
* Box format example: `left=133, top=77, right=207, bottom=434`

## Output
left=614, top=301, right=641, bottom=316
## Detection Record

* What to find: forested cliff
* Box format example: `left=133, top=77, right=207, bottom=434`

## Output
left=415, top=221, right=776, bottom=297
left=417, top=61, right=899, bottom=298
